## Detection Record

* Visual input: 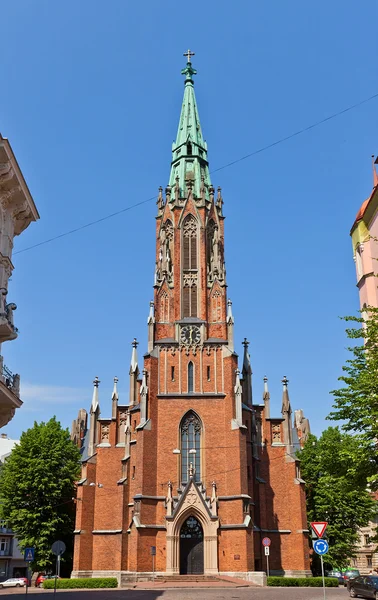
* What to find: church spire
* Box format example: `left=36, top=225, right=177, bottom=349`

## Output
left=169, top=51, right=212, bottom=200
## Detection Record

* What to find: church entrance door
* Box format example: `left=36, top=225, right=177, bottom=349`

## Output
left=179, top=516, right=204, bottom=574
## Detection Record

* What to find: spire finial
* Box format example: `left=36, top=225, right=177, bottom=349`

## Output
left=242, top=337, right=249, bottom=349
left=130, top=338, right=139, bottom=373
left=93, top=376, right=100, bottom=388
left=181, top=49, right=197, bottom=83
left=282, top=375, right=289, bottom=388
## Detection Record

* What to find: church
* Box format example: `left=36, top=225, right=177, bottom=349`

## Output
left=71, top=53, right=311, bottom=585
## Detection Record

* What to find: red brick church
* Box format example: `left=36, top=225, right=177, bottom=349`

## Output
left=71, top=53, right=311, bottom=585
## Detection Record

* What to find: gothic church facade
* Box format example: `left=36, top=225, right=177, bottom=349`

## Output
left=71, top=56, right=311, bottom=584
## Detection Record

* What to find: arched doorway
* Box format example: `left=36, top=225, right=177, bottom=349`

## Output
left=179, top=516, right=204, bottom=574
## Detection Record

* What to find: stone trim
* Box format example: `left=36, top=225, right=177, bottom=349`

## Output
left=96, top=443, right=111, bottom=448
left=117, top=477, right=127, bottom=485
left=136, top=418, right=151, bottom=431
left=220, top=515, right=251, bottom=529
left=73, top=530, right=81, bottom=534
left=92, top=530, right=122, bottom=534
left=115, top=443, right=126, bottom=447
left=157, top=393, right=226, bottom=399
left=76, top=478, right=87, bottom=486
left=218, top=494, right=251, bottom=501
left=261, top=529, right=291, bottom=533
left=133, top=494, right=166, bottom=501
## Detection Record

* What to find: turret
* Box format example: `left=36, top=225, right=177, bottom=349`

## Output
left=242, top=338, right=252, bottom=405
left=129, top=338, right=139, bottom=407
left=111, top=376, right=118, bottom=420
left=88, top=376, right=100, bottom=457
left=147, top=301, right=155, bottom=353
left=227, top=299, right=234, bottom=351
left=281, top=376, right=293, bottom=447
left=263, top=376, right=270, bottom=418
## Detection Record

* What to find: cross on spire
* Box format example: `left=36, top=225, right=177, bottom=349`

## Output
left=181, top=50, right=197, bottom=83
left=183, top=49, right=195, bottom=63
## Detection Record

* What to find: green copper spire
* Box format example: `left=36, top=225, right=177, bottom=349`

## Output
left=168, top=51, right=212, bottom=200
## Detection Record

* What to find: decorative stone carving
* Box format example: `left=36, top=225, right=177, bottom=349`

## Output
left=101, top=423, right=110, bottom=443
left=183, top=215, right=197, bottom=237
left=272, top=424, right=282, bottom=444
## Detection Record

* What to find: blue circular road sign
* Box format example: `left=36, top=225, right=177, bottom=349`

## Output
left=313, top=539, right=329, bottom=555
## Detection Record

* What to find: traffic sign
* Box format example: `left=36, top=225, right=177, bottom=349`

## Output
left=150, top=546, right=156, bottom=556
left=51, top=540, right=66, bottom=556
left=313, top=539, right=329, bottom=555
left=264, top=546, right=270, bottom=556
left=310, top=521, right=328, bottom=538
left=262, top=537, right=271, bottom=547
left=24, top=548, right=35, bottom=562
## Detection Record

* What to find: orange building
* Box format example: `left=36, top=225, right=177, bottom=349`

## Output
left=71, top=55, right=311, bottom=586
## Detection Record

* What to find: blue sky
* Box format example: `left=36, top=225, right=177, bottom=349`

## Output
left=2, top=0, right=377, bottom=439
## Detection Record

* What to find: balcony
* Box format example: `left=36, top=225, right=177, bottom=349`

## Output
left=0, top=359, right=21, bottom=429
left=0, top=294, right=18, bottom=344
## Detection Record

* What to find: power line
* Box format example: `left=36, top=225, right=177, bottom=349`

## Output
left=14, top=91, right=378, bottom=257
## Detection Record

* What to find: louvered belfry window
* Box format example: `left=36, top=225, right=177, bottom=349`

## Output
left=182, top=215, right=198, bottom=317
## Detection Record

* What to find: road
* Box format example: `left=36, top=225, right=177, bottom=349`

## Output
left=0, top=587, right=348, bottom=599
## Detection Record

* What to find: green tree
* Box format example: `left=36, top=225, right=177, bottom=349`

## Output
left=299, top=427, right=376, bottom=569
left=328, top=309, right=378, bottom=488
left=0, top=417, right=80, bottom=572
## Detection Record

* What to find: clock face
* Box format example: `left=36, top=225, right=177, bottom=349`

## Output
left=181, top=325, right=201, bottom=345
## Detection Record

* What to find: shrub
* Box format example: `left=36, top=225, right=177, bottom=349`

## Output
left=43, top=577, right=118, bottom=589
left=267, top=576, right=338, bottom=587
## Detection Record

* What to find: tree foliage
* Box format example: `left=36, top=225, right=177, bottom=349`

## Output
left=328, top=309, right=378, bottom=488
left=0, top=417, right=80, bottom=571
left=299, top=427, right=376, bottom=569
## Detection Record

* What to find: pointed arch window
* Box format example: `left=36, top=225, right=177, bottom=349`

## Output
left=180, top=411, right=201, bottom=484
left=159, top=291, right=169, bottom=322
left=188, top=361, right=194, bottom=393
left=211, top=290, right=222, bottom=322
left=182, top=215, right=198, bottom=317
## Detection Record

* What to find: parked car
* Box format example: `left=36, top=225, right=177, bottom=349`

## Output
left=325, top=569, right=344, bottom=584
left=0, top=578, right=26, bottom=588
left=343, top=569, right=361, bottom=586
left=348, top=575, right=378, bottom=598
left=35, top=574, right=60, bottom=588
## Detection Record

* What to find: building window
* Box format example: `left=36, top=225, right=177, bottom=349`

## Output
left=355, top=244, right=363, bottom=280
left=132, top=466, right=136, bottom=480
left=367, top=555, right=373, bottom=567
left=180, top=411, right=201, bottom=484
left=171, top=366, right=175, bottom=381
left=187, top=143, right=192, bottom=156
left=207, top=366, right=211, bottom=381
left=364, top=534, right=370, bottom=546
left=0, top=539, right=8, bottom=553
left=188, top=362, right=194, bottom=393
left=182, top=215, right=198, bottom=318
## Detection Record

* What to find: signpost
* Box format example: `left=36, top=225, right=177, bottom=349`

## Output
left=51, top=541, right=66, bottom=597
left=313, top=537, right=329, bottom=600
left=310, top=522, right=328, bottom=538
left=23, top=548, right=34, bottom=597
left=151, top=546, right=156, bottom=583
left=262, top=537, right=271, bottom=576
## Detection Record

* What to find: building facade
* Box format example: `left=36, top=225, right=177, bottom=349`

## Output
left=351, top=156, right=378, bottom=312
left=0, top=434, right=28, bottom=581
left=350, top=158, right=378, bottom=573
left=72, top=57, right=311, bottom=585
left=0, top=134, right=39, bottom=428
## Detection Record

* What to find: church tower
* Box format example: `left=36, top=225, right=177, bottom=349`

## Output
left=72, top=53, right=310, bottom=584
